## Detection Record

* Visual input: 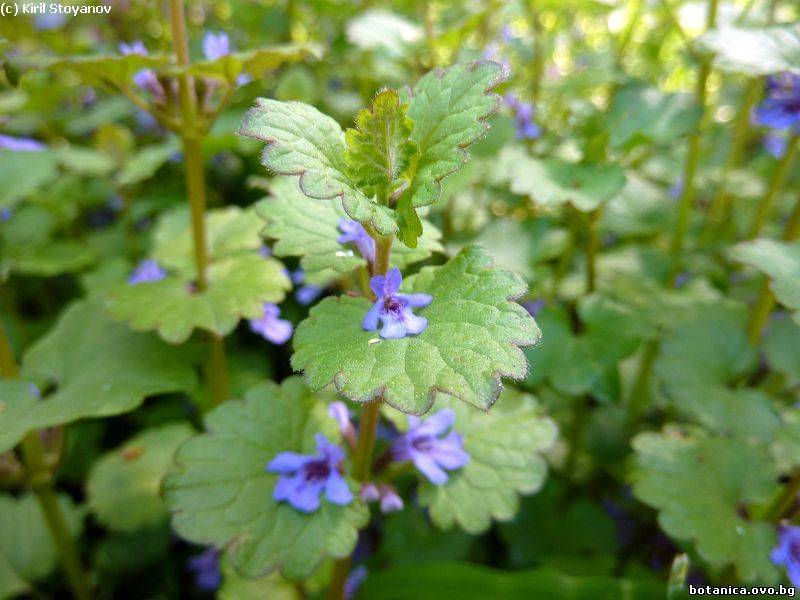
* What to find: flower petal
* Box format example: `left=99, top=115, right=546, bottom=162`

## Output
left=325, top=472, right=354, bottom=505
left=413, top=453, right=449, bottom=485
left=362, top=300, right=382, bottom=331
left=383, top=268, right=402, bottom=295
left=267, top=452, right=309, bottom=474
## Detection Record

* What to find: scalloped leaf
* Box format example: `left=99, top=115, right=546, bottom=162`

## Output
left=415, top=391, right=557, bottom=534
left=238, top=98, right=397, bottom=235
left=257, top=177, right=443, bottom=283
left=406, top=61, right=507, bottom=210
left=495, top=146, right=626, bottom=212
left=699, top=25, right=800, bottom=75
left=0, top=493, right=84, bottom=594
left=0, top=301, right=196, bottom=454
left=105, top=254, right=290, bottom=344
left=630, top=428, right=779, bottom=583
left=292, top=245, right=539, bottom=415
left=163, top=377, right=369, bottom=580
left=732, top=239, right=800, bottom=321
left=87, top=423, right=194, bottom=532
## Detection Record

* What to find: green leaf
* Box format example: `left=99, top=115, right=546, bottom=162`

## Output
left=764, top=313, right=800, bottom=385
left=495, top=146, right=626, bottom=212
left=630, top=428, right=779, bottom=583
left=699, top=25, right=800, bottom=75
left=43, top=54, right=170, bottom=89
left=415, top=391, right=556, bottom=534
left=359, top=562, right=665, bottom=600
left=0, top=493, right=84, bottom=594
left=0, top=301, right=196, bottom=454
left=152, top=206, right=266, bottom=277
left=105, top=254, right=290, bottom=344
left=87, top=423, right=194, bottom=532
left=238, top=98, right=397, bottom=235
left=345, top=89, right=416, bottom=188
left=732, top=239, right=800, bottom=321
left=0, top=150, right=59, bottom=209
left=406, top=61, right=507, bottom=210
left=117, top=139, right=181, bottom=188
left=256, top=177, right=443, bottom=283
left=219, top=556, right=299, bottom=600
left=607, top=85, right=702, bottom=150
left=188, top=44, right=320, bottom=83
left=346, top=10, right=422, bottom=57
left=164, top=377, right=368, bottom=580
left=292, top=245, right=538, bottom=414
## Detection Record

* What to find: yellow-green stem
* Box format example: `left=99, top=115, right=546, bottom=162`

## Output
left=528, top=1, right=544, bottom=104
left=668, top=0, right=718, bottom=284
left=626, top=340, right=659, bottom=429
left=0, top=321, right=92, bottom=600
left=169, top=0, right=230, bottom=406
left=746, top=133, right=799, bottom=240
left=585, top=208, right=601, bottom=294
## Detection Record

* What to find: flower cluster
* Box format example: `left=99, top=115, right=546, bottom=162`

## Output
left=118, top=41, right=166, bottom=102
left=363, top=268, right=432, bottom=339
left=267, top=434, right=353, bottom=513
left=360, top=483, right=404, bottom=513
left=392, top=409, right=469, bottom=485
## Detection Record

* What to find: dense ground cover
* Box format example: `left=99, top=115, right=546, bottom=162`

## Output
left=1, top=0, right=800, bottom=598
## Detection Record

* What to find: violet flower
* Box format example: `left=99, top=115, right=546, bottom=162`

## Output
left=187, top=547, right=221, bottom=592
left=668, top=177, right=683, bottom=200
left=329, top=402, right=355, bottom=437
left=35, top=9, right=67, bottom=31
left=338, top=218, right=376, bottom=264
left=119, top=41, right=165, bottom=102
left=771, top=524, right=800, bottom=587
left=523, top=299, right=545, bottom=318
left=764, top=132, right=788, bottom=158
left=363, top=268, right=432, bottom=339
left=359, top=483, right=404, bottom=513
left=344, top=565, right=368, bottom=600
left=203, top=32, right=230, bottom=60
left=754, top=73, right=800, bottom=132
left=0, top=208, right=11, bottom=222
left=249, top=303, right=293, bottom=345
left=128, top=259, right=167, bottom=285
left=505, top=93, right=541, bottom=140
left=392, top=408, right=469, bottom=485
left=291, top=269, right=324, bottom=306
left=267, top=433, right=353, bottom=513
left=0, top=134, right=46, bottom=152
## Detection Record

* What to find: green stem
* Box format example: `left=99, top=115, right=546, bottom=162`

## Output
left=564, top=396, right=590, bottom=481
left=422, top=0, right=437, bottom=67
left=0, top=321, right=92, bottom=600
left=746, top=133, right=799, bottom=240
left=667, top=0, right=718, bottom=284
left=626, top=340, right=659, bottom=429
left=702, top=80, right=761, bottom=242
left=585, top=208, right=601, bottom=294
left=747, top=191, right=800, bottom=345
left=763, top=470, right=800, bottom=521
left=528, top=1, right=544, bottom=104
left=169, top=0, right=230, bottom=407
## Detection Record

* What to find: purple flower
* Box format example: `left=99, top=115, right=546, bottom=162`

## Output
left=258, top=245, right=272, bottom=258
left=764, top=132, right=788, bottom=158
left=359, top=483, right=404, bottom=513
left=668, top=177, right=683, bottom=200
left=249, top=303, right=293, bottom=345
left=0, top=134, right=46, bottom=152
left=363, top=268, right=432, bottom=339
left=119, top=41, right=165, bottom=101
left=755, top=73, right=800, bottom=132
left=392, top=408, right=469, bottom=485
left=771, top=524, right=800, bottom=587
left=504, top=94, right=541, bottom=140
left=35, top=8, right=67, bottom=31
left=203, top=32, right=230, bottom=60
left=344, top=565, right=368, bottom=600
left=337, top=219, right=376, bottom=264
left=522, top=299, right=545, bottom=318
left=291, top=269, right=324, bottom=306
left=187, top=547, right=221, bottom=592
left=329, top=401, right=354, bottom=437
left=267, top=433, right=353, bottom=513
left=0, top=208, right=11, bottom=222
left=128, top=259, right=167, bottom=285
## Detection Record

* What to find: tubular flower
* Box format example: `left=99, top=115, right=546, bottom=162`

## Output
left=363, top=268, right=432, bottom=339
left=249, top=303, right=293, bottom=345
left=754, top=73, right=800, bottom=132
left=337, top=218, right=376, bottom=264
left=128, top=259, right=167, bottom=285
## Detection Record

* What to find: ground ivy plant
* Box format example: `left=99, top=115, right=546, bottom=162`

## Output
left=162, top=60, right=555, bottom=597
